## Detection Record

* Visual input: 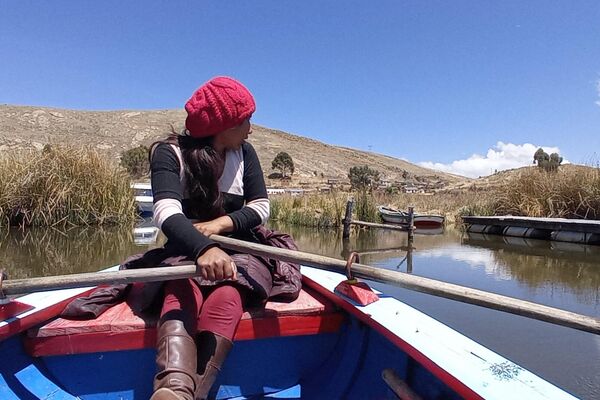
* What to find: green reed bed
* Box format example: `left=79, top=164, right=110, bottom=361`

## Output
left=270, top=190, right=382, bottom=228
left=270, top=192, right=348, bottom=228
left=493, top=167, right=600, bottom=219
left=0, top=146, right=138, bottom=227
left=270, top=190, right=496, bottom=228
left=376, top=190, right=494, bottom=224
left=353, top=190, right=381, bottom=222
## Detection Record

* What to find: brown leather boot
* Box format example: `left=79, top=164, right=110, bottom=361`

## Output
left=150, top=320, right=198, bottom=400
left=194, top=331, right=233, bottom=400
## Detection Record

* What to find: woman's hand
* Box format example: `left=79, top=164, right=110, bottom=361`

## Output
left=193, top=216, right=234, bottom=237
left=196, top=247, right=237, bottom=281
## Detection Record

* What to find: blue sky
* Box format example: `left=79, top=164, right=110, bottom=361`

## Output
left=1, top=1, right=599, bottom=177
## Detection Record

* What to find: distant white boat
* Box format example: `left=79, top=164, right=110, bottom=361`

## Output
left=131, top=182, right=153, bottom=215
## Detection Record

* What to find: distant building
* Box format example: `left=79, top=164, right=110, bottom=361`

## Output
left=267, top=188, right=315, bottom=196
left=267, top=188, right=285, bottom=195
left=378, top=178, right=392, bottom=188
left=287, top=188, right=305, bottom=196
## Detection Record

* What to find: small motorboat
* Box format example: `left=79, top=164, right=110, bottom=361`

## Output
left=0, top=265, right=577, bottom=399
left=131, top=182, right=153, bottom=215
left=378, top=206, right=445, bottom=228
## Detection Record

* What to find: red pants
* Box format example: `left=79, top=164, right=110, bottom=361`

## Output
left=159, top=279, right=246, bottom=340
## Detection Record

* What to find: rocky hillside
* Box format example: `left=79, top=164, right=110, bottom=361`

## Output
left=0, top=105, right=467, bottom=188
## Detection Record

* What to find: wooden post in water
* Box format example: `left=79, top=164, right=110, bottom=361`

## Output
left=342, top=198, right=354, bottom=239
left=406, top=247, right=413, bottom=274
left=407, top=206, right=415, bottom=244
left=341, top=238, right=351, bottom=260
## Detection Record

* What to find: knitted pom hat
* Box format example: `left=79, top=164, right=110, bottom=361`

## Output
left=184, top=76, right=255, bottom=138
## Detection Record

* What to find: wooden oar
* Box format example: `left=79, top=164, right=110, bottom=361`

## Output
left=1, top=265, right=201, bottom=295
left=2, top=234, right=599, bottom=335
left=211, top=235, right=600, bottom=335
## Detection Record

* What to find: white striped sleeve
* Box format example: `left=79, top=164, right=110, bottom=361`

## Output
left=153, top=198, right=184, bottom=229
left=246, top=197, right=270, bottom=225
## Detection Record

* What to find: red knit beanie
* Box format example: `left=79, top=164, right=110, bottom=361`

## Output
left=184, top=76, right=256, bottom=138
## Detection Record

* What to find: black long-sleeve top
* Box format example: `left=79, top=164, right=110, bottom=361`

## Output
left=150, top=141, right=269, bottom=259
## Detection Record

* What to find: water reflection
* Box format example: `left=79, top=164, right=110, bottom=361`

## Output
left=273, top=223, right=457, bottom=259
left=272, top=223, right=600, bottom=399
left=0, top=221, right=163, bottom=279
left=274, top=222, right=600, bottom=307
left=463, top=232, right=600, bottom=305
left=1, top=221, right=598, bottom=398
left=133, top=218, right=161, bottom=246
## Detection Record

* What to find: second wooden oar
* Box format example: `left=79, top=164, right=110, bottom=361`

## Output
left=210, top=234, right=600, bottom=335
left=2, top=234, right=599, bottom=335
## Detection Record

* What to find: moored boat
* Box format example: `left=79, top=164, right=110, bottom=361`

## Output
left=131, top=182, right=154, bottom=215
left=0, top=266, right=578, bottom=399
left=378, top=206, right=445, bottom=228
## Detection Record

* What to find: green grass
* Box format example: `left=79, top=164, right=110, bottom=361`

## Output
left=270, top=192, right=348, bottom=227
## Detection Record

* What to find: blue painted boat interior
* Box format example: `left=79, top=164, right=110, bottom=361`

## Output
left=1, top=315, right=461, bottom=400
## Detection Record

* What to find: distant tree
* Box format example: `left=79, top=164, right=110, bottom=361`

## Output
left=271, top=152, right=295, bottom=178
left=533, top=148, right=562, bottom=172
left=120, top=145, right=149, bottom=177
left=348, top=165, right=380, bottom=191
left=549, top=153, right=563, bottom=171
left=533, top=148, right=548, bottom=164
left=385, top=186, right=397, bottom=195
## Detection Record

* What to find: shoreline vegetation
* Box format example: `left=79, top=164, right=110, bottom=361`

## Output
left=270, top=166, right=600, bottom=228
left=1, top=147, right=599, bottom=228
left=0, top=146, right=137, bottom=227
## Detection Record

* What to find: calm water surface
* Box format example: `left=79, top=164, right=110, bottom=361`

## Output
left=2, top=222, right=599, bottom=399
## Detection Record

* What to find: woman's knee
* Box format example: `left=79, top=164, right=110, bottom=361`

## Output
left=160, top=279, right=203, bottom=327
left=198, top=284, right=246, bottom=338
left=206, top=284, right=244, bottom=315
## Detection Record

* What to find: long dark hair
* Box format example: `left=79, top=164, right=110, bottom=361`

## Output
left=151, top=127, right=225, bottom=220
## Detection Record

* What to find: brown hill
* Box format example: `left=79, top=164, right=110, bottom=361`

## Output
left=0, top=105, right=467, bottom=188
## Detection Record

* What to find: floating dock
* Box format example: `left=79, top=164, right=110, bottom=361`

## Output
left=462, top=216, right=600, bottom=245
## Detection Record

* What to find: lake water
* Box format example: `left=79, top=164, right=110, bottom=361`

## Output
left=2, top=222, right=599, bottom=399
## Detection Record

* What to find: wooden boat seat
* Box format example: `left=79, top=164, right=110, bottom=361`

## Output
left=24, top=285, right=344, bottom=357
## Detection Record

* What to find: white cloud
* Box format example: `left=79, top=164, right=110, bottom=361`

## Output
left=419, top=246, right=513, bottom=280
left=596, top=79, right=600, bottom=108
left=419, top=142, right=565, bottom=178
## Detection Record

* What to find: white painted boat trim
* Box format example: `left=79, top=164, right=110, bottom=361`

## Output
left=0, top=266, right=119, bottom=333
left=301, top=266, right=578, bottom=400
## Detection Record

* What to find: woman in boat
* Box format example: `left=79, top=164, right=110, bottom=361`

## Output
left=148, top=76, right=282, bottom=400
